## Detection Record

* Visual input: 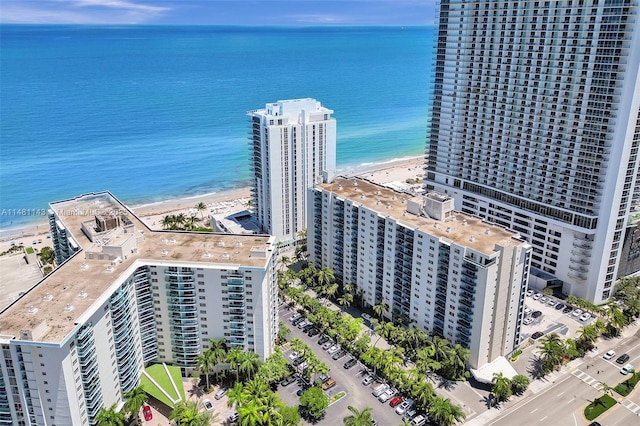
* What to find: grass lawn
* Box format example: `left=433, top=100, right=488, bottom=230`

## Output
left=25, top=247, right=35, bottom=255
left=140, top=364, right=185, bottom=408
left=615, top=372, right=640, bottom=397
left=584, top=394, right=617, bottom=421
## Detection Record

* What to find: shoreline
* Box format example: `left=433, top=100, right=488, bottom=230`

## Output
left=0, top=155, right=424, bottom=248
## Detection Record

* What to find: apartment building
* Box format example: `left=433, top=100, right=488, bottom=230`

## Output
left=248, top=98, right=336, bottom=243
left=0, top=192, right=277, bottom=425
left=426, top=0, right=640, bottom=303
left=307, top=177, right=532, bottom=369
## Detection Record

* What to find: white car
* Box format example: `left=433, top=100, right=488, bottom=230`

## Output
left=378, top=387, right=397, bottom=403
left=526, top=289, right=534, bottom=297
left=327, top=345, right=340, bottom=354
left=539, top=296, right=548, bottom=304
left=621, top=364, right=635, bottom=375
left=524, top=306, right=532, bottom=315
left=532, top=293, right=542, bottom=300
left=288, top=351, right=299, bottom=361
left=580, top=312, right=591, bottom=322
left=603, top=350, right=616, bottom=360
left=288, top=313, right=301, bottom=322
left=411, top=414, right=427, bottom=426
left=203, top=399, right=214, bottom=411
left=547, top=299, right=557, bottom=307
left=362, top=313, right=372, bottom=321
left=572, top=309, right=583, bottom=317
left=523, top=317, right=534, bottom=325
left=395, top=399, right=414, bottom=415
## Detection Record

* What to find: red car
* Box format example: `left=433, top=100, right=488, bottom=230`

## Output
left=143, top=405, right=153, bottom=421
left=389, top=396, right=403, bottom=407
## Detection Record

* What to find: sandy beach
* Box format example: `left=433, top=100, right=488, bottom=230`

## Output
left=0, top=156, right=424, bottom=253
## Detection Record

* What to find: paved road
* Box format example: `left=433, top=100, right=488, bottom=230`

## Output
left=487, top=330, right=640, bottom=426
left=277, top=304, right=405, bottom=426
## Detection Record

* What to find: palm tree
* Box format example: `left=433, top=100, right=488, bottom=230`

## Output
left=343, top=282, right=356, bottom=295
left=343, top=405, right=374, bottom=426
left=411, top=381, right=435, bottom=412
left=175, top=213, right=187, bottom=228
left=95, top=403, right=125, bottom=426
left=238, top=400, right=269, bottom=426
left=430, top=335, right=452, bottom=363
left=510, top=374, right=530, bottom=395
left=607, top=303, right=627, bottom=333
left=238, top=351, right=261, bottom=381
left=196, top=350, right=216, bottom=390
left=491, top=372, right=512, bottom=406
left=122, top=385, right=148, bottom=421
left=195, top=202, right=207, bottom=219
left=208, top=337, right=228, bottom=384
left=242, top=378, right=275, bottom=406
left=337, top=293, right=354, bottom=308
left=320, top=282, right=339, bottom=301
left=315, top=267, right=335, bottom=290
left=161, top=215, right=174, bottom=229
left=227, top=347, right=245, bottom=382
left=598, top=382, right=614, bottom=397
left=428, top=395, right=466, bottom=426
left=538, top=332, right=566, bottom=374
left=227, top=382, right=246, bottom=408
left=445, top=344, right=469, bottom=379
left=169, top=400, right=215, bottom=426
left=373, top=303, right=389, bottom=320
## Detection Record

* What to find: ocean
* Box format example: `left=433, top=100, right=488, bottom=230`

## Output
left=0, top=25, right=435, bottom=231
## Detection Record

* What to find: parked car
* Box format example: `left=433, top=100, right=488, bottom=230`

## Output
left=524, top=306, right=532, bottom=315
left=322, top=378, right=336, bottom=390
left=532, top=293, right=542, bottom=300
left=292, top=317, right=305, bottom=326
left=289, top=313, right=301, bottom=322
left=526, top=289, right=534, bottom=297
left=228, top=412, right=239, bottom=423
left=621, top=363, right=635, bottom=375
left=580, top=312, right=591, bottom=322
left=297, top=319, right=311, bottom=329
left=616, top=354, right=630, bottom=364
left=318, top=373, right=332, bottom=383
left=531, top=331, right=544, bottom=340
left=327, top=344, right=340, bottom=354
left=563, top=306, right=573, bottom=314
left=362, top=375, right=375, bottom=386
left=288, top=351, right=299, bottom=361
left=403, top=409, right=417, bottom=421
left=143, top=405, right=153, bottom=421
left=378, top=387, right=397, bottom=403
left=572, top=309, right=583, bottom=318
left=411, top=414, right=427, bottom=426
left=292, top=357, right=304, bottom=366
left=302, top=323, right=314, bottom=333
left=298, top=361, right=309, bottom=371
left=532, top=311, right=542, bottom=318
left=555, top=303, right=566, bottom=310
left=603, top=350, right=616, bottom=360
left=547, top=299, right=557, bottom=307
left=203, top=399, right=214, bottom=411
left=214, top=387, right=228, bottom=400
left=389, top=396, right=404, bottom=408
left=344, top=358, right=358, bottom=369
left=539, top=296, right=548, bottom=304
left=332, top=349, right=348, bottom=360
left=371, top=383, right=389, bottom=397
left=523, top=317, right=534, bottom=325
left=280, top=375, right=297, bottom=386
left=395, top=399, right=414, bottom=415
left=308, top=328, right=321, bottom=337
left=318, top=335, right=330, bottom=345
left=322, top=341, right=334, bottom=350
left=362, top=313, right=372, bottom=321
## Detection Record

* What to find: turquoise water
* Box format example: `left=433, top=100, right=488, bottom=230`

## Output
left=0, top=25, right=435, bottom=230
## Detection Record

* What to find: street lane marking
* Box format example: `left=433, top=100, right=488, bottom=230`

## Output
left=530, top=408, right=538, bottom=413
left=540, top=416, right=548, bottom=422
left=557, top=391, right=564, bottom=396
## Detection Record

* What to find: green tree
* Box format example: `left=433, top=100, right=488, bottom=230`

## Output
left=337, top=293, right=354, bottom=308
left=170, top=401, right=217, bottom=426
left=196, top=350, right=216, bottom=390
left=606, top=303, right=627, bottom=333
left=411, top=381, right=435, bottom=412
left=227, top=382, right=246, bottom=408
left=299, top=387, right=329, bottom=421
left=343, top=405, right=374, bottom=426
left=510, top=374, right=530, bottom=395
left=428, top=395, right=466, bottom=426
left=227, top=347, right=245, bottom=382
left=237, top=400, right=269, bottom=426
left=598, top=382, right=614, bottom=397
left=95, top=404, right=125, bottom=426
left=373, top=303, right=389, bottom=320
left=38, top=246, right=56, bottom=265
left=208, top=337, right=228, bottom=384
left=239, top=351, right=261, bottom=381
left=122, top=385, right=148, bottom=420
left=315, top=267, right=335, bottom=290
left=195, top=202, right=207, bottom=219
left=256, top=351, right=290, bottom=385
left=491, top=373, right=513, bottom=406
left=161, top=215, right=174, bottom=229
left=538, top=332, right=566, bottom=375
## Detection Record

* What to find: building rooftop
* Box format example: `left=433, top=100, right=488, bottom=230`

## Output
left=320, top=177, right=524, bottom=255
left=0, top=192, right=273, bottom=344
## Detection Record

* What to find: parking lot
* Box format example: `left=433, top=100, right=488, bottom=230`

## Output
left=520, top=291, right=596, bottom=342
left=277, top=304, right=415, bottom=426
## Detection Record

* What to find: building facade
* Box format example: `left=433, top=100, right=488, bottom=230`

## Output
left=307, top=177, right=532, bottom=369
left=426, top=0, right=640, bottom=303
left=248, top=98, right=336, bottom=243
left=0, top=192, right=277, bottom=426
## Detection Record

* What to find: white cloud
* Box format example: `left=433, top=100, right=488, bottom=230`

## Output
left=71, top=0, right=170, bottom=13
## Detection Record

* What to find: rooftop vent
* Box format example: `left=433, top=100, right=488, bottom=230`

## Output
left=28, top=306, right=38, bottom=314
left=43, top=293, right=53, bottom=301
left=78, top=290, right=88, bottom=299
left=352, top=180, right=358, bottom=186
left=106, top=265, right=114, bottom=272
left=462, top=219, right=468, bottom=226
left=64, top=304, right=74, bottom=312
left=161, top=249, right=168, bottom=257
left=222, top=252, right=230, bottom=259
left=433, top=223, right=439, bottom=228
left=375, top=190, right=381, bottom=195
left=236, top=241, right=243, bottom=247
left=203, top=251, right=211, bottom=258
left=386, top=204, right=391, bottom=209
left=360, top=194, right=365, bottom=199
left=80, top=263, right=88, bottom=271
left=469, top=236, right=475, bottom=242
left=485, top=228, right=491, bottom=235
left=338, top=184, right=343, bottom=190
left=446, top=227, right=451, bottom=233
left=218, top=241, right=226, bottom=247
left=392, top=195, right=397, bottom=201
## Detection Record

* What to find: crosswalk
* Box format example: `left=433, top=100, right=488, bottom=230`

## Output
left=620, top=399, right=640, bottom=416
left=572, top=368, right=640, bottom=416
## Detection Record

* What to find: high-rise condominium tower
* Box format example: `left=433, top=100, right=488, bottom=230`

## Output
left=248, top=98, right=336, bottom=243
left=426, top=0, right=640, bottom=303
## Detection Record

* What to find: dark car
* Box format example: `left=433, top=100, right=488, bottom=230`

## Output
left=531, top=311, right=543, bottom=318
left=555, top=303, right=565, bottom=310
left=308, top=328, right=320, bottom=337
left=318, top=335, right=330, bottom=345
left=302, top=323, right=314, bottom=333
left=531, top=331, right=544, bottom=340
left=616, top=354, right=630, bottom=364
left=344, top=358, right=358, bottom=369
left=332, top=350, right=348, bottom=360
left=292, top=357, right=305, bottom=366
left=280, top=375, right=297, bottom=386
left=563, top=306, right=573, bottom=314
left=292, top=317, right=305, bottom=326
left=318, top=373, right=332, bottom=383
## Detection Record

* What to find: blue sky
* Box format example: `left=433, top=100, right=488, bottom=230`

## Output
left=1, top=0, right=438, bottom=25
